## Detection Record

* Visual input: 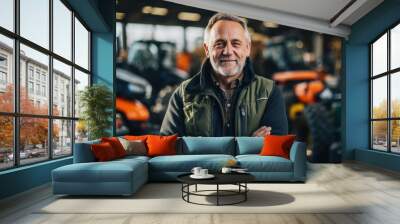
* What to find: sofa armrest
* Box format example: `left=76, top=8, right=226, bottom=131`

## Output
left=73, top=140, right=100, bottom=163
left=289, top=141, right=307, bottom=181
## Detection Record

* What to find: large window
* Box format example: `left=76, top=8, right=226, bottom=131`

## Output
left=370, top=22, right=400, bottom=154
left=0, top=0, right=91, bottom=171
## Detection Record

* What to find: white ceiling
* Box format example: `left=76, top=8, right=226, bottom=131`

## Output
left=226, top=0, right=352, bottom=22
left=165, top=0, right=384, bottom=38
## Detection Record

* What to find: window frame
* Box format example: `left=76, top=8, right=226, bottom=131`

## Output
left=370, top=19, right=400, bottom=154
left=0, top=0, right=92, bottom=171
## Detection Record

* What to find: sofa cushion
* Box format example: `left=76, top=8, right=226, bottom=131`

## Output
left=52, top=158, right=147, bottom=183
left=148, top=154, right=235, bottom=172
left=180, top=137, right=235, bottom=155
left=90, top=142, right=118, bottom=162
left=74, top=140, right=100, bottom=163
left=124, top=135, right=149, bottom=141
left=115, top=155, right=150, bottom=163
left=260, top=135, right=296, bottom=159
left=236, top=155, right=293, bottom=172
left=235, top=137, right=263, bottom=155
left=147, top=134, right=178, bottom=157
left=101, top=137, right=127, bottom=158
left=118, top=138, right=147, bottom=156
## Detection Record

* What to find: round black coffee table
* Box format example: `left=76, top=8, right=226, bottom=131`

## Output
left=177, top=173, right=255, bottom=206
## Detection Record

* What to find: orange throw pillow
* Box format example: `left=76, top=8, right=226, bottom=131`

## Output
left=124, top=135, right=149, bottom=141
left=91, top=142, right=117, bottom=161
left=260, top=135, right=296, bottom=159
left=146, top=134, right=178, bottom=157
left=101, top=137, right=127, bottom=158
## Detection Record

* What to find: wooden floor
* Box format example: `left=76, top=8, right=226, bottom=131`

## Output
left=1, top=162, right=400, bottom=224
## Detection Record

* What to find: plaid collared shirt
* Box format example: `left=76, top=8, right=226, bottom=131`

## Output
left=211, top=74, right=243, bottom=135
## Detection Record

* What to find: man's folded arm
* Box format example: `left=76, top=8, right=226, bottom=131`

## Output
left=260, top=85, right=288, bottom=135
left=160, top=88, right=185, bottom=136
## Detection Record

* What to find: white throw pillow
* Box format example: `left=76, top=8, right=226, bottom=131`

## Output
left=118, top=137, right=147, bottom=156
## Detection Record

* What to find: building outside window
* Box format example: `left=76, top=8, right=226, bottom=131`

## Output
left=0, top=71, right=6, bottom=84
left=0, top=58, right=6, bottom=67
left=41, top=85, right=46, bottom=97
left=0, top=54, right=7, bottom=88
left=370, top=22, right=400, bottom=154
left=28, top=81, right=34, bottom=94
left=54, top=89, right=58, bottom=103
left=41, top=73, right=46, bottom=83
left=35, top=83, right=40, bottom=95
left=0, top=54, right=7, bottom=67
left=35, top=70, right=40, bottom=81
left=0, top=71, right=7, bottom=93
left=28, top=66, right=34, bottom=80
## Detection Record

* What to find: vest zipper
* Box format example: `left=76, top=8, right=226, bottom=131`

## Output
left=240, top=106, right=247, bottom=135
left=235, top=85, right=249, bottom=136
left=205, top=93, right=226, bottom=136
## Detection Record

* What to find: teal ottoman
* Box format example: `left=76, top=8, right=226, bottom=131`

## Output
left=52, top=156, right=148, bottom=196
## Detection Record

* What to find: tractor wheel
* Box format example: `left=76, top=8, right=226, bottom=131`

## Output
left=303, top=103, right=335, bottom=163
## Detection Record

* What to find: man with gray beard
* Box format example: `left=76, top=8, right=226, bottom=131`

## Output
left=160, top=13, right=288, bottom=137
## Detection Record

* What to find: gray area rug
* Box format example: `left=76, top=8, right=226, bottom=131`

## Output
left=38, top=183, right=362, bottom=214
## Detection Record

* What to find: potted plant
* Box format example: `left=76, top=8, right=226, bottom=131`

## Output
left=79, top=84, right=113, bottom=140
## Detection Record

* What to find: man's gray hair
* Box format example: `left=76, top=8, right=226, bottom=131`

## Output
left=204, top=13, right=251, bottom=44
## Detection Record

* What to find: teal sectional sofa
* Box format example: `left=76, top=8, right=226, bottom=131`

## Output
left=52, top=137, right=306, bottom=196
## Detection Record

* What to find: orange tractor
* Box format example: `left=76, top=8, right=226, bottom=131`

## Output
left=273, top=69, right=341, bottom=163
left=115, top=40, right=186, bottom=135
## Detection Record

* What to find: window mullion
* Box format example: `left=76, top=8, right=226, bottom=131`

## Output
left=49, top=0, right=53, bottom=160
left=388, top=29, right=391, bottom=152
left=370, top=45, right=373, bottom=149
left=14, top=0, right=20, bottom=167
left=71, top=11, right=76, bottom=155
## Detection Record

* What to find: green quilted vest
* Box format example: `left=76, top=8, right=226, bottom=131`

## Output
left=180, top=75, right=274, bottom=136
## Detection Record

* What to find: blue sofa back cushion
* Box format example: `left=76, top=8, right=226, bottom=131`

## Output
left=73, top=140, right=100, bottom=163
left=181, top=137, right=235, bottom=155
left=236, top=137, right=264, bottom=155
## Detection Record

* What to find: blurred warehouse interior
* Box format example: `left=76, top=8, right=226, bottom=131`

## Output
left=115, top=0, right=343, bottom=163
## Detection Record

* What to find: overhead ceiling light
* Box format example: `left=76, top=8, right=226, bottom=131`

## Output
left=151, top=7, right=168, bottom=16
left=142, top=6, right=168, bottom=16
left=178, top=12, right=201, bottom=21
left=116, top=12, right=125, bottom=20
left=263, top=21, right=279, bottom=28
left=251, top=32, right=268, bottom=42
left=142, top=6, right=152, bottom=14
